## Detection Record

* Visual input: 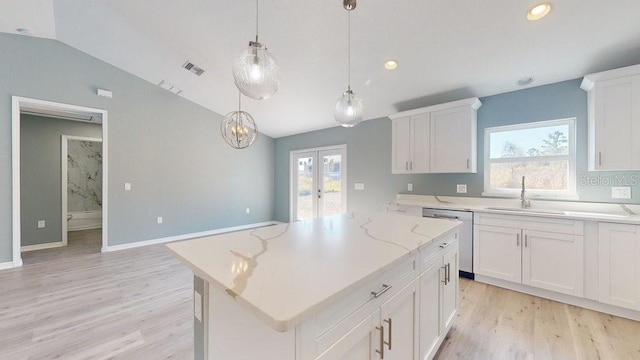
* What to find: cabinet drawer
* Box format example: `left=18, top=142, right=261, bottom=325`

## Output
left=314, top=254, right=418, bottom=342
left=475, top=212, right=582, bottom=235
left=420, top=231, right=458, bottom=274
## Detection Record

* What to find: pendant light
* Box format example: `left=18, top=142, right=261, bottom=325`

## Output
left=221, top=92, right=258, bottom=149
left=232, top=0, right=281, bottom=100
left=334, top=0, right=363, bottom=127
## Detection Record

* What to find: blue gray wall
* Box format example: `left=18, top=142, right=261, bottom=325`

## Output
left=21, top=115, right=102, bottom=247
left=274, top=79, right=640, bottom=222
left=0, top=34, right=274, bottom=262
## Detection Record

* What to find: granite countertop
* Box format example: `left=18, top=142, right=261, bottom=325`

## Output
left=392, top=194, right=640, bottom=224
left=166, top=212, right=460, bottom=332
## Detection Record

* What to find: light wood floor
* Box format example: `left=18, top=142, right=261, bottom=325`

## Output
left=2, top=233, right=640, bottom=359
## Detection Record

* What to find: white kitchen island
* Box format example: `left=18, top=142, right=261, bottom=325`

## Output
left=167, top=212, right=461, bottom=360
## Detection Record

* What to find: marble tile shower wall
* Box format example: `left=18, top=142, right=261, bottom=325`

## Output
left=68, top=140, right=102, bottom=212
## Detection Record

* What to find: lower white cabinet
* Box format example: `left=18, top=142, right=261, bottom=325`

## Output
left=474, top=214, right=584, bottom=296
left=599, top=223, right=640, bottom=310
left=419, top=241, right=459, bottom=360
left=316, top=308, right=381, bottom=360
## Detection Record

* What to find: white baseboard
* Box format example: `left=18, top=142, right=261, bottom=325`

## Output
left=475, top=274, right=640, bottom=321
left=0, top=261, right=16, bottom=270
left=21, top=241, right=64, bottom=252
left=103, top=221, right=283, bottom=253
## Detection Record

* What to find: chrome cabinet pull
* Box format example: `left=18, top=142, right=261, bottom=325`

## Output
left=446, top=263, right=451, bottom=283
left=439, top=241, right=450, bottom=249
left=371, top=284, right=392, bottom=298
left=376, top=326, right=385, bottom=359
left=384, top=318, right=392, bottom=350
left=466, top=158, right=470, bottom=169
left=441, top=266, right=448, bottom=285
left=410, top=161, right=413, bottom=170
left=405, top=161, right=408, bottom=170
left=598, top=152, right=602, bottom=166
left=432, top=214, right=459, bottom=220
left=516, top=233, right=520, bottom=246
left=524, top=234, right=528, bottom=247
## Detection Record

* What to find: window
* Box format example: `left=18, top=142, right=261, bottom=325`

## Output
left=483, top=118, right=577, bottom=199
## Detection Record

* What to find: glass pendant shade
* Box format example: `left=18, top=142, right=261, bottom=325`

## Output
left=233, top=41, right=281, bottom=100
left=334, top=89, right=363, bottom=127
left=220, top=110, right=258, bottom=149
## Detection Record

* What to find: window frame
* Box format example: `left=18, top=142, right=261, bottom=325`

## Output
left=482, top=118, right=578, bottom=200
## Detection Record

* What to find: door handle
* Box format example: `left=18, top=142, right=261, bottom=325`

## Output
left=317, top=189, right=321, bottom=199
left=384, top=318, right=392, bottom=350
left=376, top=326, right=385, bottom=359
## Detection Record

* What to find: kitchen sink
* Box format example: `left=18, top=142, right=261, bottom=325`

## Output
left=484, top=206, right=565, bottom=215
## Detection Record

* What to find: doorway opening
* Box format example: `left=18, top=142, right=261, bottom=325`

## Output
left=11, top=96, right=108, bottom=267
left=289, top=145, right=347, bottom=222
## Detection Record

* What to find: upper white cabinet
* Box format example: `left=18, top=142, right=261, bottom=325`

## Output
left=598, top=223, right=640, bottom=311
left=390, top=97, right=481, bottom=174
left=581, top=64, right=640, bottom=171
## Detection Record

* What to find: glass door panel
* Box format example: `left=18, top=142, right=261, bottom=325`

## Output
left=320, top=152, right=344, bottom=217
left=294, top=153, right=316, bottom=221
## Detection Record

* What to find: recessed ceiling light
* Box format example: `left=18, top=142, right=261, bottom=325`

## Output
left=527, top=3, right=552, bottom=21
left=517, top=77, right=535, bottom=86
left=384, top=60, right=398, bottom=70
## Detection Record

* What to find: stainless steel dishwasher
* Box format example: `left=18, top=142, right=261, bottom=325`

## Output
left=422, top=208, right=474, bottom=279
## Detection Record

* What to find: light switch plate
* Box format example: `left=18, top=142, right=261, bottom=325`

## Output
left=157, top=216, right=163, bottom=224
left=124, top=182, right=131, bottom=191
left=457, top=184, right=467, bottom=193
left=407, top=183, right=413, bottom=192
left=246, top=208, right=250, bottom=214
left=354, top=183, right=365, bottom=190
left=612, top=186, right=631, bottom=199
left=194, top=290, right=202, bottom=322
left=37, top=220, right=45, bottom=229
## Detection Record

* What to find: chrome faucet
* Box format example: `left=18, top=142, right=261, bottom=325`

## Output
left=521, top=176, right=531, bottom=208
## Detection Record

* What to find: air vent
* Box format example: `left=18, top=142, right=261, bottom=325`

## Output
left=182, top=61, right=205, bottom=76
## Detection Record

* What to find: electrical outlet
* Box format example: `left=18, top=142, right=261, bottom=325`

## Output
left=612, top=186, right=631, bottom=199
left=157, top=216, right=163, bottom=224
left=37, top=220, right=45, bottom=229
left=124, top=182, right=131, bottom=191
left=456, top=184, right=467, bottom=193
left=354, top=183, right=365, bottom=190
left=194, top=290, right=202, bottom=322
left=246, top=208, right=250, bottom=214
left=407, top=183, right=413, bottom=191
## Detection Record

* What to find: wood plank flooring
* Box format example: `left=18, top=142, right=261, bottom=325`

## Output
left=2, top=232, right=639, bottom=359
left=435, top=278, right=640, bottom=360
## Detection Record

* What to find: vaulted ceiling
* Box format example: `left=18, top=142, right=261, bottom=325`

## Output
left=3, top=1, right=640, bottom=137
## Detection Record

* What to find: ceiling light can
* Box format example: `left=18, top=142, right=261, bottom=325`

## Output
left=527, top=3, right=552, bottom=21
left=384, top=60, right=398, bottom=70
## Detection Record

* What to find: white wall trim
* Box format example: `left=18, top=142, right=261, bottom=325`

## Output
left=103, top=221, right=284, bottom=252
left=12, top=96, right=108, bottom=267
left=21, top=241, right=64, bottom=252
left=61, top=135, right=102, bottom=245
left=0, top=261, right=16, bottom=270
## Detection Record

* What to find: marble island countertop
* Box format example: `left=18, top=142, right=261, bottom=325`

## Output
left=166, top=212, right=460, bottom=332
left=393, top=194, right=640, bottom=224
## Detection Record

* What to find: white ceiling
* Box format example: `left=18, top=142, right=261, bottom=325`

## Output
left=3, top=0, right=640, bottom=138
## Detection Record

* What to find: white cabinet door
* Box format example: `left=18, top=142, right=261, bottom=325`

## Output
left=592, top=75, right=640, bottom=170
left=599, top=223, right=640, bottom=310
left=419, top=256, right=443, bottom=360
left=391, top=114, right=430, bottom=174
left=522, top=230, right=584, bottom=296
left=429, top=106, right=476, bottom=173
left=411, top=113, right=430, bottom=173
left=474, top=224, right=522, bottom=282
left=380, top=279, right=419, bottom=360
left=317, top=308, right=382, bottom=360
left=392, top=116, right=412, bottom=174
left=441, top=247, right=459, bottom=332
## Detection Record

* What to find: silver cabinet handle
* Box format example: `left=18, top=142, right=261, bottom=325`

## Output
left=598, top=152, right=602, bottom=166
left=405, top=161, right=408, bottom=170
left=466, top=158, right=470, bottom=169
left=446, top=263, right=451, bottom=283
left=371, top=284, right=392, bottom=298
left=410, top=161, right=413, bottom=170
left=384, top=318, right=392, bottom=350
left=524, top=234, right=528, bottom=247
left=376, top=326, right=385, bottom=359
left=516, top=233, right=520, bottom=246
left=439, top=241, right=450, bottom=249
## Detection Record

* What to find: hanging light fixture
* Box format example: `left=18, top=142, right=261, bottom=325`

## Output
left=334, top=0, right=363, bottom=127
left=232, top=0, right=281, bottom=100
left=221, top=92, right=258, bottom=149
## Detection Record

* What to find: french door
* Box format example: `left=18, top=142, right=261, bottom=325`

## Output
left=291, top=146, right=347, bottom=222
